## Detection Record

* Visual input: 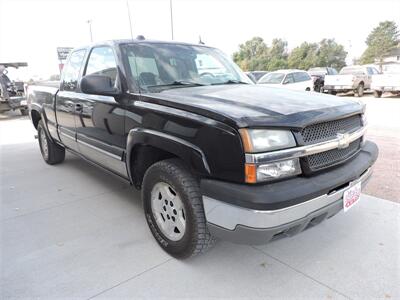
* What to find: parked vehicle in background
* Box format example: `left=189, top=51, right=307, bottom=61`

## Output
left=28, top=39, right=377, bottom=258
left=258, top=69, right=313, bottom=91
left=245, top=71, right=269, bottom=83
left=324, top=65, right=379, bottom=97
left=308, top=67, right=338, bottom=92
left=0, top=62, right=28, bottom=115
left=371, top=64, right=400, bottom=97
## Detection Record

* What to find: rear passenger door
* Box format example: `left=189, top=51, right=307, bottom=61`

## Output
left=56, top=49, right=86, bottom=152
left=75, top=46, right=128, bottom=178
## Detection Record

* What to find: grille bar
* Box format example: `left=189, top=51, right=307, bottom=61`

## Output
left=301, top=115, right=362, bottom=145
left=300, top=115, right=363, bottom=173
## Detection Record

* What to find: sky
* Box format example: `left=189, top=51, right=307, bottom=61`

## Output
left=0, top=0, right=399, bottom=80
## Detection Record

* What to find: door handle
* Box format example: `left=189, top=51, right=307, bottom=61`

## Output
left=75, top=103, right=83, bottom=112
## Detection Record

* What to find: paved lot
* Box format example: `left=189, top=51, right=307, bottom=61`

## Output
left=0, top=98, right=399, bottom=299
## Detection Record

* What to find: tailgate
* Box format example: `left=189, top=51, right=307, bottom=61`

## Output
left=325, top=75, right=354, bottom=86
left=372, top=74, right=400, bottom=87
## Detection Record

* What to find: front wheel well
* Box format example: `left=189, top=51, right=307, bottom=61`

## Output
left=31, top=109, right=41, bottom=129
left=129, top=145, right=178, bottom=189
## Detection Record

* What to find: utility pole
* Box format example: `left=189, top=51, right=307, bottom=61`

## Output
left=87, top=20, right=93, bottom=42
left=170, top=0, right=174, bottom=40
left=126, top=0, right=134, bottom=39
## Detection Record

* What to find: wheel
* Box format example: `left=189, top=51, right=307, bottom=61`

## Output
left=20, top=108, right=28, bottom=116
left=355, top=83, right=364, bottom=97
left=373, top=90, right=382, bottom=98
left=37, top=120, right=65, bottom=164
left=329, top=90, right=337, bottom=95
left=305, top=87, right=311, bottom=91
left=142, top=158, right=215, bottom=258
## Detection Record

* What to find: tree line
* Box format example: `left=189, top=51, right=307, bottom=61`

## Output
left=233, top=21, right=399, bottom=72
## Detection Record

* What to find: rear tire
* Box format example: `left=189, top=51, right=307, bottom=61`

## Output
left=142, top=158, right=215, bottom=259
left=20, top=108, right=28, bottom=116
left=373, top=90, right=382, bottom=98
left=329, top=90, right=337, bottom=95
left=355, top=84, right=364, bottom=97
left=38, top=120, right=65, bottom=165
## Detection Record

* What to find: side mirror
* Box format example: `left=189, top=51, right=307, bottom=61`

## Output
left=81, top=74, right=120, bottom=96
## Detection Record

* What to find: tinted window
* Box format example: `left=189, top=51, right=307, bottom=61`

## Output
left=258, top=72, right=285, bottom=84
left=85, top=46, right=118, bottom=86
left=62, top=49, right=86, bottom=91
left=293, top=72, right=311, bottom=82
left=283, top=73, right=295, bottom=84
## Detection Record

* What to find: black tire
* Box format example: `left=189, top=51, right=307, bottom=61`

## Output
left=305, top=87, right=311, bottom=91
left=355, top=83, right=364, bottom=97
left=20, top=108, right=28, bottom=116
left=142, top=158, right=215, bottom=259
left=37, top=120, right=65, bottom=165
left=329, top=90, right=337, bottom=95
left=373, top=90, right=382, bottom=98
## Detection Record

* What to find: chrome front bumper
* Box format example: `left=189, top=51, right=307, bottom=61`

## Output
left=203, top=167, right=372, bottom=244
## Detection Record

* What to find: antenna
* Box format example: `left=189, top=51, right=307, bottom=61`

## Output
left=126, top=0, right=134, bottom=39
left=170, top=0, right=174, bottom=40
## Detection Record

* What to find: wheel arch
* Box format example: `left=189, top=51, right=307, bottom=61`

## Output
left=126, top=128, right=211, bottom=188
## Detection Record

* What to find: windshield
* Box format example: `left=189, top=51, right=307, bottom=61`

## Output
left=258, top=72, right=285, bottom=84
left=121, top=43, right=251, bottom=92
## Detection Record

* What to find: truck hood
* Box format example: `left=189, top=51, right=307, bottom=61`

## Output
left=141, top=85, right=363, bottom=128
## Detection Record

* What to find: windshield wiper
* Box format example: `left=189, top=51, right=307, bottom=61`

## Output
left=147, top=80, right=206, bottom=88
left=211, top=79, right=250, bottom=85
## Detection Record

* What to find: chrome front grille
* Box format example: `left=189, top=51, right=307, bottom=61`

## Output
left=300, top=115, right=363, bottom=173
left=303, top=138, right=362, bottom=172
left=301, top=115, right=362, bottom=144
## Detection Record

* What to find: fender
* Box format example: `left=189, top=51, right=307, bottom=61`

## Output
left=29, top=102, right=55, bottom=143
left=126, top=128, right=211, bottom=182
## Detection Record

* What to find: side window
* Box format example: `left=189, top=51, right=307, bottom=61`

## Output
left=283, top=74, right=294, bottom=84
left=293, top=72, right=310, bottom=82
left=85, top=46, right=118, bottom=86
left=61, top=50, right=86, bottom=91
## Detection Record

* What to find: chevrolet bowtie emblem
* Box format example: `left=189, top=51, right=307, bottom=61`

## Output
left=337, top=133, right=350, bottom=149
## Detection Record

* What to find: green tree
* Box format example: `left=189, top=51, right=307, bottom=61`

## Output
left=287, top=42, right=318, bottom=69
left=315, top=39, right=347, bottom=70
left=360, top=21, right=399, bottom=66
left=266, top=38, right=288, bottom=71
left=232, top=37, right=269, bottom=71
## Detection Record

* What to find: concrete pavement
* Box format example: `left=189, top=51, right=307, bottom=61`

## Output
left=1, top=116, right=399, bottom=299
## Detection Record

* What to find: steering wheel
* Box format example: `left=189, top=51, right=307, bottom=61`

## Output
left=199, top=72, right=215, bottom=78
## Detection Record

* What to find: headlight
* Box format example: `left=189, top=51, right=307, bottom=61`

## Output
left=245, top=158, right=301, bottom=183
left=239, top=128, right=296, bottom=153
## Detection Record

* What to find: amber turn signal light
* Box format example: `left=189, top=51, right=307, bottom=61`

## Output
left=245, top=163, right=257, bottom=183
left=239, top=129, right=253, bottom=152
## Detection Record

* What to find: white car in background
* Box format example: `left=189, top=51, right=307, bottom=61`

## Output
left=371, top=64, right=400, bottom=98
left=257, top=69, right=313, bottom=91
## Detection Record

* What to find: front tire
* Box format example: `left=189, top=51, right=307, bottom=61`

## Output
left=38, top=120, right=65, bottom=165
left=142, top=159, right=215, bottom=258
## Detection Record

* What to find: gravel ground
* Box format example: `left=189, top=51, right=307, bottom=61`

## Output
left=358, top=94, right=400, bottom=203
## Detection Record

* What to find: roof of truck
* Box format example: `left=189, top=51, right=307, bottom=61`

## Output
left=79, top=38, right=214, bottom=50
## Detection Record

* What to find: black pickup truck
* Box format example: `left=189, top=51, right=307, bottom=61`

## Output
left=28, top=39, right=378, bottom=258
